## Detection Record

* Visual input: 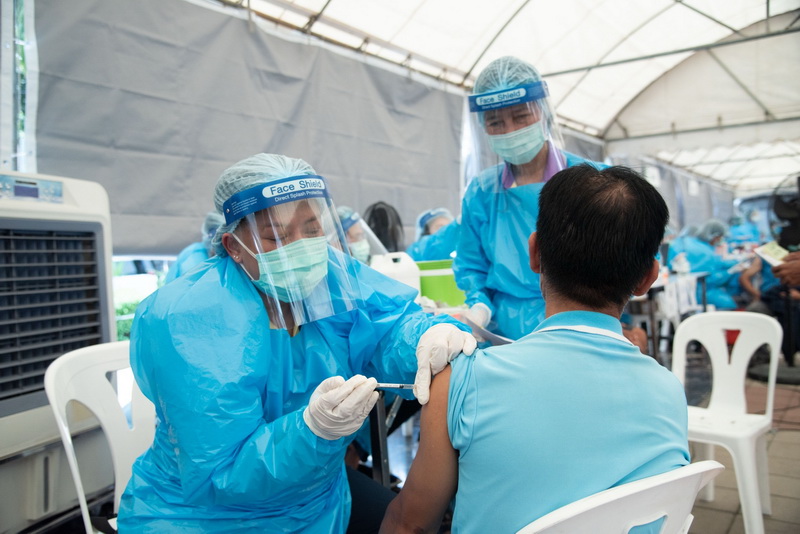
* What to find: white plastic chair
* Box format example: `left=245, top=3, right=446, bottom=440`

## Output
left=516, top=461, right=724, bottom=534
left=671, top=311, right=782, bottom=534
left=44, top=340, right=156, bottom=534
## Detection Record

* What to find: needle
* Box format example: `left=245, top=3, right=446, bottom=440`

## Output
left=375, top=383, right=414, bottom=390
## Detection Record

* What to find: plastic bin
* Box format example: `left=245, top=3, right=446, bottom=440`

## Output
left=417, top=259, right=465, bottom=307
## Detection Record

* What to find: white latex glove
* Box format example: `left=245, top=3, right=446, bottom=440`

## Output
left=303, top=375, right=379, bottom=440
left=464, top=302, right=492, bottom=328
left=414, top=324, right=478, bottom=405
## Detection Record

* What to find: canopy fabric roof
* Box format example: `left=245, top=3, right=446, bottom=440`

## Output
left=222, top=0, right=799, bottom=196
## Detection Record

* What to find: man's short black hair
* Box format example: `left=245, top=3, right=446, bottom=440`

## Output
left=537, top=164, right=669, bottom=309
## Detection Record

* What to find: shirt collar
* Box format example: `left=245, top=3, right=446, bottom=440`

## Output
left=532, top=310, right=624, bottom=336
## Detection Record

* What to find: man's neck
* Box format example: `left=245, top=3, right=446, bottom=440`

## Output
left=544, top=295, right=623, bottom=320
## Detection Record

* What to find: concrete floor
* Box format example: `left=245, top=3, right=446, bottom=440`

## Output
left=687, top=379, right=800, bottom=534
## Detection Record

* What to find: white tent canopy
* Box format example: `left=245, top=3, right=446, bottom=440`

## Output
left=241, top=0, right=800, bottom=196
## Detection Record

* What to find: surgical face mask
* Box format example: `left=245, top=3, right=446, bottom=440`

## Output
left=349, top=239, right=370, bottom=264
left=233, top=234, right=329, bottom=302
left=488, top=121, right=546, bottom=165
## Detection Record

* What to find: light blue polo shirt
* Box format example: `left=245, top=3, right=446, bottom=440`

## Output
left=448, top=310, right=690, bottom=533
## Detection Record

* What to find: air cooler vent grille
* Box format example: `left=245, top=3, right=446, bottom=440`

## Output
left=0, top=228, right=104, bottom=403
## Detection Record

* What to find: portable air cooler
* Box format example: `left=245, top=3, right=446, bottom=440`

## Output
left=0, top=169, right=116, bottom=532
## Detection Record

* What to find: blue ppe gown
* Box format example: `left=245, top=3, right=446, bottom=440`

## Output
left=164, top=241, right=209, bottom=283
left=448, top=311, right=690, bottom=533
left=453, top=152, right=604, bottom=340
left=406, top=220, right=460, bottom=262
left=118, top=252, right=463, bottom=533
left=668, top=236, right=738, bottom=310
left=727, top=222, right=761, bottom=245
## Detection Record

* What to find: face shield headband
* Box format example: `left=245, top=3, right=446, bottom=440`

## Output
left=340, top=212, right=361, bottom=233
left=468, top=81, right=549, bottom=114
left=223, top=174, right=330, bottom=225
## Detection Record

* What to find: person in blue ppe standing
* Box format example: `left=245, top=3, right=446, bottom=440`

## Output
left=669, top=219, right=739, bottom=310
left=666, top=224, right=699, bottom=263
left=164, top=211, right=225, bottom=283
left=727, top=212, right=762, bottom=247
left=454, top=56, right=606, bottom=340
left=406, top=208, right=460, bottom=262
left=337, top=205, right=388, bottom=265
left=382, top=165, right=689, bottom=533
left=118, top=154, right=477, bottom=533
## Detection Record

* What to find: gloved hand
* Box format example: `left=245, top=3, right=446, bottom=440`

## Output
left=414, top=324, right=478, bottom=405
left=303, top=375, right=379, bottom=440
left=464, top=302, right=492, bottom=328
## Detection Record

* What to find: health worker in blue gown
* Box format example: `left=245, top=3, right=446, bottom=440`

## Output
left=668, top=219, right=739, bottom=310
left=164, top=211, right=225, bottom=283
left=337, top=205, right=388, bottom=265
left=454, top=56, right=606, bottom=340
left=406, top=207, right=460, bottom=262
left=727, top=211, right=762, bottom=247
left=117, top=154, right=477, bottom=533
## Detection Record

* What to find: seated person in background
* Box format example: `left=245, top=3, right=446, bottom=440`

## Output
left=406, top=207, right=461, bottom=261
left=337, top=205, right=388, bottom=264
left=381, top=164, right=690, bottom=534
left=774, top=251, right=800, bottom=286
left=741, top=254, right=800, bottom=361
left=165, top=211, right=225, bottom=283
left=727, top=211, right=762, bottom=247
left=363, top=201, right=406, bottom=253
left=668, top=219, right=740, bottom=310
left=619, top=309, right=649, bottom=355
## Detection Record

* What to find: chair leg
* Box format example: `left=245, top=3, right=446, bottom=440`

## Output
left=727, top=441, right=766, bottom=534
left=755, top=434, right=771, bottom=515
left=678, top=513, right=694, bottom=534
left=695, top=443, right=716, bottom=502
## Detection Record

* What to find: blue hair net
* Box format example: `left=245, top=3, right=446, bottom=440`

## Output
left=201, top=211, right=225, bottom=249
left=336, top=205, right=361, bottom=233
left=211, top=154, right=316, bottom=256
left=697, top=219, right=728, bottom=244
left=415, top=208, right=454, bottom=241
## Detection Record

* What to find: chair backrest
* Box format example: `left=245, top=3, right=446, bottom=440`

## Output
left=44, top=341, right=155, bottom=531
left=516, top=461, right=724, bottom=534
left=671, top=311, right=782, bottom=417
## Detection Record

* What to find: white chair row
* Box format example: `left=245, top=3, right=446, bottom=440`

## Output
left=670, top=311, right=781, bottom=534
left=44, top=341, right=154, bottom=534
left=45, top=311, right=780, bottom=534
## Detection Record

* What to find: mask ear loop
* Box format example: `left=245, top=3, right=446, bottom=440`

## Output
left=230, top=233, right=259, bottom=282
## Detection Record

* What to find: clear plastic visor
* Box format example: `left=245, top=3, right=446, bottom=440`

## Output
left=227, top=197, right=362, bottom=329
left=343, top=218, right=388, bottom=264
left=465, top=85, right=567, bottom=192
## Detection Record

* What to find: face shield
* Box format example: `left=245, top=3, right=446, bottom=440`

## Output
left=222, top=174, right=363, bottom=329
left=466, top=81, right=567, bottom=191
left=340, top=211, right=388, bottom=264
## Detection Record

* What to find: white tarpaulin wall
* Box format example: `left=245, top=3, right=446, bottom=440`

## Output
left=17, top=0, right=800, bottom=254
left=33, top=0, right=464, bottom=255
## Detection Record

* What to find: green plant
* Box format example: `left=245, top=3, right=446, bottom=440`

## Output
left=115, top=301, right=140, bottom=341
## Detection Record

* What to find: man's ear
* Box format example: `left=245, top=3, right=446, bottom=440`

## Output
left=529, top=232, right=541, bottom=274
left=633, top=259, right=660, bottom=297
left=221, top=233, right=243, bottom=263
